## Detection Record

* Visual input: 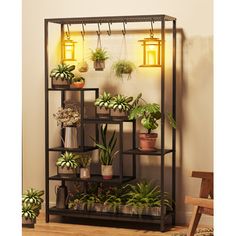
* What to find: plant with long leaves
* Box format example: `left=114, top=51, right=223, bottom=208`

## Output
left=112, top=60, right=135, bottom=79
left=108, top=94, right=133, bottom=112
left=123, top=181, right=172, bottom=215
left=22, top=203, right=38, bottom=220
left=94, top=91, right=112, bottom=109
left=22, top=188, right=44, bottom=207
left=90, top=48, right=109, bottom=61
left=50, top=63, right=75, bottom=82
left=77, top=153, right=92, bottom=168
left=91, top=124, right=118, bottom=165
left=56, top=151, right=79, bottom=169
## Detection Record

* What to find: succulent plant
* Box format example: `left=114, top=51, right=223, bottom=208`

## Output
left=50, top=63, right=75, bottom=82
left=72, top=76, right=85, bottom=83
left=90, top=48, right=109, bottom=61
left=108, top=94, right=133, bottom=112
left=112, top=60, right=135, bottom=79
left=22, top=188, right=44, bottom=206
left=56, top=151, right=79, bottom=169
left=94, top=91, right=112, bottom=109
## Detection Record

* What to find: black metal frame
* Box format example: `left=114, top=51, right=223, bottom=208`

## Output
left=44, top=14, right=176, bottom=232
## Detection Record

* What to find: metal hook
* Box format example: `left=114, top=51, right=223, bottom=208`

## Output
left=107, top=22, right=112, bottom=36
left=150, top=20, right=154, bottom=38
left=81, top=23, right=86, bottom=40
left=66, top=24, right=71, bottom=39
left=122, top=21, right=126, bottom=35
left=96, top=23, right=101, bottom=36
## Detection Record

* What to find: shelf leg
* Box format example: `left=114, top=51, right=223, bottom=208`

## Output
left=119, top=123, right=123, bottom=182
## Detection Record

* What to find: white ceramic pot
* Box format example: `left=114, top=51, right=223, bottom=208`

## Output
left=80, top=168, right=90, bottom=179
left=64, top=127, right=78, bottom=148
left=101, top=165, right=113, bottom=180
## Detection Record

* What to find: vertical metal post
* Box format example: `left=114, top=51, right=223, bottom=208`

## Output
left=132, top=120, right=136, bottom=179
left=172, top=19, right=177, bottom=226
left=160, top=19, right=165, bottom=232
left=80, top=90, right=85, bottom=150
left=44, top=19, right=49, bottom=223
left=95, top=89, right=99, bottom=143
left=119, top=122, right=123, bottom=182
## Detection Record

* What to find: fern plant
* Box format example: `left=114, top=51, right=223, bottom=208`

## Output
left=56, top=151, right=79, bottom=169
left=90, top=48, right=109, bottom=61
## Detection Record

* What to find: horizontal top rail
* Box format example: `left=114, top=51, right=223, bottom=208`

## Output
left=45, top=14, right=176, bottom=24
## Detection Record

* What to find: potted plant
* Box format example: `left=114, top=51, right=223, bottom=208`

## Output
left=77, top=153, right=92, bottom=179
left=90, top=48, right=109, bottom=71
left=70, top=76, right=85, bottom=89
left=78, top=61, right=88, bottom=72
left=108, top=94, right=133, bottom=118
left=92, top=124, right=118, bottom=180
left=94, top=91, right=112, bottom=117
left=53, top=107, right=81, bottom=148
left=129, top=101, right=176, bottom=151
left=56, top=151, right=79, bottom=176
left=50, top=63, right=75, bottom=88
left=22, top=188, right=44, bottom=227
left=112, top=60, right=135, bottom=79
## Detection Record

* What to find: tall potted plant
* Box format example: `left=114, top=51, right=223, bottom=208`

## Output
left=56, top=151, right=79, bottom=176
left=53, top=107, right=81, bottom=148
left=129, top=101, right=176, bottom=151
left=90, top=48, right=109, bottom=71
left=92, top=124, right=118, bottom=179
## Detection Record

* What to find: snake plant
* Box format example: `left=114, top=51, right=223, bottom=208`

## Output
left=56, top=151, right=79, bottom=169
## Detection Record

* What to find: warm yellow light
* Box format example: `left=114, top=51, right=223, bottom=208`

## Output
left=62, top=39, right=76, bottom=62
left=139, top=37, right=161, bottom=67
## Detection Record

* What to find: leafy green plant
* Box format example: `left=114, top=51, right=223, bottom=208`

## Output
left=22, top=203, right=37, bottom=220
left=112, top=60, right=135, bottom=79
left=94, top=91, right=112, bottom=109
left=50, top=63, right=75, bottom=82
left=22, top=188, right=44, bottom=206
left=72, top=76, right=85, bottom=83
left=90, top=48, right=109, bottom=61
left=91, top=124, right=118, bottom=165
left=108, top=94, right=133, bottom=112
left=53, top=107, right=81, bottom=127
left=56, top=151, right=79, bottom=169
left=123, top=181, right=172, bottom=215
left=129, top=101, right=176, bottom=134
left=77, top=153, right=92, bottom=168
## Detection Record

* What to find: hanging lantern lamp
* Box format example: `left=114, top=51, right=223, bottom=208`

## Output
left=62, top=24, right=76, bottom=62
left=139, top=21, right=162, bottom=67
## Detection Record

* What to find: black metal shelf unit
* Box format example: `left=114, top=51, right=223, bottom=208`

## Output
left=44, top=14, right=176, bottom=232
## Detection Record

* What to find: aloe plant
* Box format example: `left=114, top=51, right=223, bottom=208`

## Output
left=94, top=91, right=112, bottom=109
left=22, top=188, right=44, bottom=206
left=108, top=94, right=133, bottom=112
left=56, top=151, right=79, bottom=169
left=50, top=63, right=75, bottom=82
left=91, top=124, right=118, bottom=165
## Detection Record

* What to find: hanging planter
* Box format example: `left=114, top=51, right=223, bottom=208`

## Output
left=78, top=28, right=89, bottom=72
left=90, top=48, right=109, bottom=71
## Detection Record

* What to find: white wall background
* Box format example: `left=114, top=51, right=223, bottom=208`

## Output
left=22, top=0, right=213, bottom=225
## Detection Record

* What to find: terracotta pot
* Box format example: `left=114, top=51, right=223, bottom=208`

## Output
left=22, top=217, right=36, bottom=227
left=96, top=107, right=110, bottom=117
left=80, top=168, right=90, bottom=179
left=101, top=165, right=113, bottom=179
left=51, top=78, right=70, bottom=89
left=94, top=60, right=105, bottom=71
left=139, top=133, right=158, bottom=151
left=70, top=82, right=85, bottom=89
